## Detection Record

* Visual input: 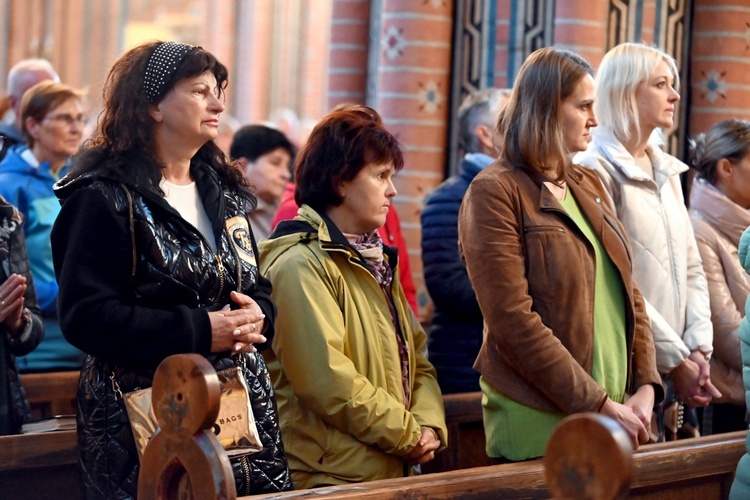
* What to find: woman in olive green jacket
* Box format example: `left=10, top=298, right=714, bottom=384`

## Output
left=259, top=107, right=447, bottom=489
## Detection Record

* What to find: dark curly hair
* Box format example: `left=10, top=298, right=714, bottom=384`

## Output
left=72, top=41, right=250, bottom=199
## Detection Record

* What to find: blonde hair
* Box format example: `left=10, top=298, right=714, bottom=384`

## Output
left=595, top=42, right=679, bottom=145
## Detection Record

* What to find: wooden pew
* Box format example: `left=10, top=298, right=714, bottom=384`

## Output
left=138, top=354, right=237, bottom=499
left=250, top=427, right=746, bottom=499
left=21, top=371, right=79, bottom=419
left=132, top=353, right=747, bottom=499
left=0, top=377, right=488, bottom=498
left=0, top=430, right=80, bottom=500
left=422, top=391, right=494, bottom=473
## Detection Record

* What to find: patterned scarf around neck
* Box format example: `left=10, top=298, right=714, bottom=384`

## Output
left=343, top=229, right=411, bottom=407
left=343, top=230, right=393, bottom=287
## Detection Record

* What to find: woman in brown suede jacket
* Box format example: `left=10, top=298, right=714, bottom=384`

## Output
left=458, top=47, right=663, bottom=461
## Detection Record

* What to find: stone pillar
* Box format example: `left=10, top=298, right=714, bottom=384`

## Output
left=232, top=0, right=274, bottom=125
left=368, top=0, right=454, bottom=319
left=689, top=0, right=750, bottom=136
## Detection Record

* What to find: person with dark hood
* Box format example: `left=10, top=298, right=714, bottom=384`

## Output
left=0, top=190, right=44, bottom=435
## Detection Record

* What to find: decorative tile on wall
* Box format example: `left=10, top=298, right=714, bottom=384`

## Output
left=689, top=1, right=750, bottom=138
left=368, top=0, right=455, bottom=322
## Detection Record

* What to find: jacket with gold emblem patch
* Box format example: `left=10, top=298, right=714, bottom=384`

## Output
left=51, top=163, right=291, bottom=499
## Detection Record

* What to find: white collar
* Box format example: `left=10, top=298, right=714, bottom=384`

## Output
left=20, top=148, right=40, bottom=168
left=590, top=129, right=687, bottom=180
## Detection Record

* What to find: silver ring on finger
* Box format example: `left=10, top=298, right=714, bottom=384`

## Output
left=251, top=323, right=256, bottom=332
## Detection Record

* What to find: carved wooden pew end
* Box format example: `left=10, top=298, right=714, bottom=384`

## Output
left=544, top=413, right=633, bottom=500
left=138, top=354, right=237, bottom=500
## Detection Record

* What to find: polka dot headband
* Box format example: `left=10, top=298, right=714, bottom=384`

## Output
left=143, top=42, right=200, bottom=103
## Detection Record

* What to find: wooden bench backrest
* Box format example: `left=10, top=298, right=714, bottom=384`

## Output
left=10, top=360, right=746, bottom=499
left=0, top=430, right=80, bottom=499
left=250, top=428, right=746, bottom=499
left=21, top=371, right=79, bottom=419
left=422, top=391, right=494, bottom=473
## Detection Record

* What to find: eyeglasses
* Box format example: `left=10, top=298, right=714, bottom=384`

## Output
left=44, top=113, right=88, bottom=127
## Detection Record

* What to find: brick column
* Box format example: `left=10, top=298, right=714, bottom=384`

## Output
left=553, top=0, right=608, bottom=69
left=493, top=0, right=512, bottom=88
left=368, top=0, right=454, bottom=319
left=298, top=0, right=333, bottom=121
left=689, top=0, right=750, bottom=135
left=327, top=0, right=371, bottom=110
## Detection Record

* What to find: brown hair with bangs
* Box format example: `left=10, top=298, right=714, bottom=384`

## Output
left=294, top=106, right=404, bottom=211
left=501, top=47, right=593, bottom=182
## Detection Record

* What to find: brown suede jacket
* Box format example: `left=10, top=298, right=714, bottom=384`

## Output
left=458, top=161, right=664, bottom=414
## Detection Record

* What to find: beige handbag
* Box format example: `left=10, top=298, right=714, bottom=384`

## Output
left=122, top=358, right=263, bottom=460
left=118, top=186, right=262, bottom=460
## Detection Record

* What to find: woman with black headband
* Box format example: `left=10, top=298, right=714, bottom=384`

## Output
left=50, top=41, right=291, bottom=498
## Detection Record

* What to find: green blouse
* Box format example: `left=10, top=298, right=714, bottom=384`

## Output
left=482, top=189, right=628, bottom=461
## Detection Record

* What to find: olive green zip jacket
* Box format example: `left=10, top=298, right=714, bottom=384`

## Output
left=259, top=205, right=447, bottom=489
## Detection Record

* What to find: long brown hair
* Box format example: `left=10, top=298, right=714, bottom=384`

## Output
left=501, top=47, right=593, bottom=182
left=74, top=41, right=249, bottom=197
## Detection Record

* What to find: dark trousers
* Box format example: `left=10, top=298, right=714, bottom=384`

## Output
left=700, top=402, right=748, bottom=435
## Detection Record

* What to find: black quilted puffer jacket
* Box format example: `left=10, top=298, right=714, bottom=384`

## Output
left=0, top=198, right=44, bottom=436
left=51, top=163, right=292, bottom=499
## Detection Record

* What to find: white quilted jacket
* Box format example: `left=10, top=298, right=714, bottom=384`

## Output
left=575, top=130, right=713, bottom=373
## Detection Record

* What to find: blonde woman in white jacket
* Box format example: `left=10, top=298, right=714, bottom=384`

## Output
left=575, top=43, right=720, bottom=438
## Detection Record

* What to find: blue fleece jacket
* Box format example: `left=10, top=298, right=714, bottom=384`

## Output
left=0, top=145, right=83, bottom=371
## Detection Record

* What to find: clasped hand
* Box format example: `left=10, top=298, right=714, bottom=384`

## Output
left=601, top=384, right=655, bottom=450
left=404, top=428, right=441, bottom=466
left=209, top=290, right=266, bottom=353
left=668, top=350, right=721, bottom=407
left=0, top=274, right=28, bottom=335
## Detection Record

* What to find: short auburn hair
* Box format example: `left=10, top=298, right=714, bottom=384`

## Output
left=294, top=106, right=404, bottom=211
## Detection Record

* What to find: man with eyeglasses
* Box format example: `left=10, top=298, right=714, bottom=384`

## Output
left=0, top=59, right=60, bottom=161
